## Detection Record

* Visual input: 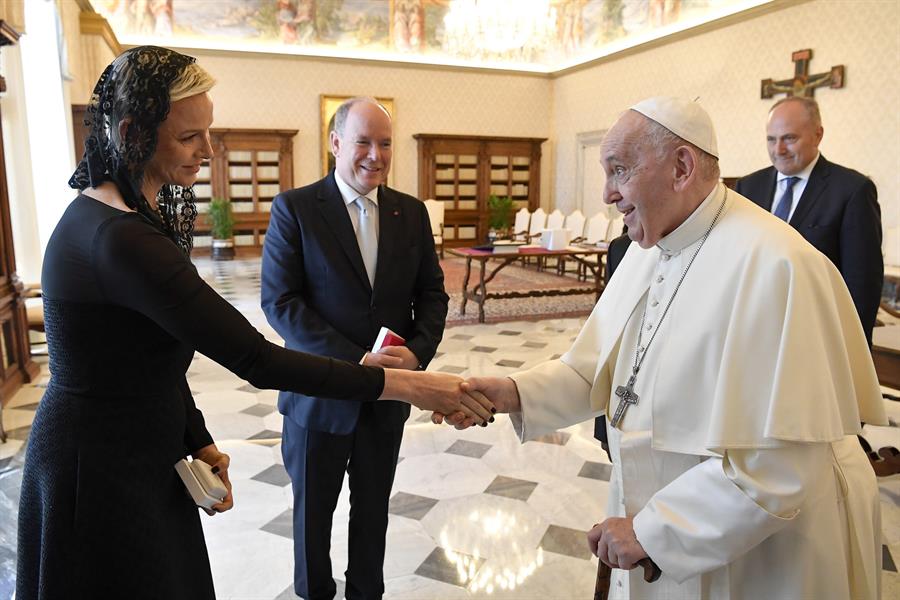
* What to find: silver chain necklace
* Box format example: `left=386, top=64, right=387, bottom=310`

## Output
left=610, top=189, right=728, bottom=428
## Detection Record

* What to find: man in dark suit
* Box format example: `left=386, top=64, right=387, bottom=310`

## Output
left=594, top=228, right=631, bottom=458
left=262, top=97, right=448, bottom=600
left=736, top=96, right=882, bottom=344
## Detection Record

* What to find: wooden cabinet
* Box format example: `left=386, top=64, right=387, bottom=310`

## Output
left=0, top=21, right=38, bottom=419
left=414, top=134, right=546, bottom=247
left=192, top=128, right=297, bottom=256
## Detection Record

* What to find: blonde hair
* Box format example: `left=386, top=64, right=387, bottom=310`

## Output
left=169, top=62, right=216, bottom=102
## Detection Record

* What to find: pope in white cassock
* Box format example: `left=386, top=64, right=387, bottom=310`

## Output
left=444, top=97, right=888, bottom=599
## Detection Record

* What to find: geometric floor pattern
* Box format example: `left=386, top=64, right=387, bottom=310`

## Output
left=1, top=256, right=899, bottom=600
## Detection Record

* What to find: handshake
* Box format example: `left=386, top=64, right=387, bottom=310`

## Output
left=379, top=368, right=522, bottom=429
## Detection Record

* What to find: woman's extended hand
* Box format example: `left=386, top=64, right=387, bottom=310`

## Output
left=381, top=370, right=495, bottom=425
left=432, top=377, right=522, bottom=428
left=192, top=443, right=234, bottom=516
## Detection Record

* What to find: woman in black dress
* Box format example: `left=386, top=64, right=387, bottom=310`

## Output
left=16, top=46, right=491, bottom=600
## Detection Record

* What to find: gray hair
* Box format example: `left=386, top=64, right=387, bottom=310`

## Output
left=641, top=118, right=720, bottom=181
left=333, top=96, right=391, bottom=136
left=770, top=96, right=822, bottom=128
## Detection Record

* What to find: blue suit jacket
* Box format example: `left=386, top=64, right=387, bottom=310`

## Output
left=261, top=172, right=449, bottom=434
left=736, top=156, right=883, bottom=345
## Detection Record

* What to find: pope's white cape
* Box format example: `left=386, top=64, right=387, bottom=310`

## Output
left=508, top=188, right=886, bottom=599
left=511, top=190, right=886, bottom=454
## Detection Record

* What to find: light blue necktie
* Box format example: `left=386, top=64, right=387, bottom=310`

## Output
left=354, top=197, right=378, bottom=287
left=773, top=176, right=799, bottom=222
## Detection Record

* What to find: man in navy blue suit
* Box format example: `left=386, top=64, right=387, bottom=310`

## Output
left=736, top=96, right=882, bottom=344
left=262, top=97, right=448, bottom=600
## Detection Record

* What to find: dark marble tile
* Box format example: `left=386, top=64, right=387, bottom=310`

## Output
left=499, top=330, right=522, bottom=336
left=389, top=491, right=439, bottom=520
left=433, top=351, right=445, bottom=359
left=261, top=508, right=294, bottom=540
left=241, top=403, right=276, bottom=417
left=445, top=439, right=492, bottom=459
left=239, top=383, right=262, bottom=394
left=539, top=524, right=592, bottom=560
left=471, top=346, right=497, bottom=353
left=451, top=334, right=474, bottom=340
left=484, top=475, right=538, bottom=501
left=523, top=341, right=547, bottom=349
left=251, top=464, right=292, bottom=487
left=247, top=429, right=282, bottom=441
left=13, top=401, right=40, bottom=411
left=578, top=461, right=612, bottom=482
left=885, top=545, right=897, bottom=572
left=438, top=365, right=466, bottom=374
left=496, top=359, right=524, bottom=368
left=414, top=547, right=484, bottom=588
left=416, top=412, right=434, bottom=423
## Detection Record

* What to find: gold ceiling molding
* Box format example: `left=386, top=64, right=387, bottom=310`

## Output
left=76, top=0, right=121, bottom=56
left=550, top=0, right=805, bottom=78
left=88, top=0, right=789, bottom=76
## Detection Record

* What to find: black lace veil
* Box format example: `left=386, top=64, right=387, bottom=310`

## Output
left=69, top=46, right=200, bottom=254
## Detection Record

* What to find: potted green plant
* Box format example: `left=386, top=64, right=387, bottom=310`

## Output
left=487, top=195, right=514, bottom=241
left=208, top=197, right=235, bottom=260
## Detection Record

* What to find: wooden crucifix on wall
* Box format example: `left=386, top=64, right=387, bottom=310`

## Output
left=761, top=48, right=845, bottom=99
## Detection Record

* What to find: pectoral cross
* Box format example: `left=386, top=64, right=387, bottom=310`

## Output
left=761, top=49, right=845, bottom=99
left=611, top=374, right=639, bottom=429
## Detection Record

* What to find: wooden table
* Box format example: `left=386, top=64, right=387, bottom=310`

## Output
left=448, top=245, right=608, bottom=323
left=872, top=325, right=900, bottom=389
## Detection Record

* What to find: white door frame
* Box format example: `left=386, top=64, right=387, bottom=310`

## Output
left=575, top=128, right=607, bottom=214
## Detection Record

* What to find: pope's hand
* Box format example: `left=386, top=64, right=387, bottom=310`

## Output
left=587, top=517, right=648, bottom=570
left=431, top=376, right=520, bottom=428
left=381, top=370, right=495, bottom=425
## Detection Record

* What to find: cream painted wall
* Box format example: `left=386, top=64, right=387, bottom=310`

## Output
left=194, top=52, right=554, bottom=208
left=552, top=0, right=900, bottom=263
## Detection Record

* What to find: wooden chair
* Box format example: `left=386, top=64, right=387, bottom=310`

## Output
left=523, top=208, right=547, bottom=268
left=512, top=207, right=531, bottom=241
left=577, top=213, right=612, bottom=280
left=558, top=210, right=586, bottom=276
left=25, top=284, right=46, bottom=356
left=423, top=199, right=445, bottom=259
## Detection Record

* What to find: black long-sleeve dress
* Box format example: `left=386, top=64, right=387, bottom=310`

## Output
left=16, top=195, right=385, bottom=600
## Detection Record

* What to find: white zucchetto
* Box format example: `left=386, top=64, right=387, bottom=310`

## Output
left=630, top=96, right=719, bottom=158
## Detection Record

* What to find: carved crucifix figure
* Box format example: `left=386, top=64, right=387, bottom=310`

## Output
left=761, top=48, right=845, bottom=99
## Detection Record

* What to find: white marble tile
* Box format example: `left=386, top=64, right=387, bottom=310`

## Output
left=392, top=453, right=497, bottom=500
left=382, top=574, right=470, bottom=599
left=527, top=475, right=610, bottom=531
left=206, top=529, right=295, bottom=600
left=481, top=436, right=587, bottom=482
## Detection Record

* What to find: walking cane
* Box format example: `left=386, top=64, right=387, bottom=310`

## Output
left=594, top=557, right=661, bottom=600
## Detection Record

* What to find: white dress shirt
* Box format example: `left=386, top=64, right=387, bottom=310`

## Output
left=772, top=152, right=819, bottom=222
left=334, top=170, right=380, bottom=240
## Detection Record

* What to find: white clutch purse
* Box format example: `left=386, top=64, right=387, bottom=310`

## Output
left=175, top=458, right=227, bottom=509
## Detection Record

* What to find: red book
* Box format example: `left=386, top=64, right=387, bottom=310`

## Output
left=372, top=327, right=405, bottom=353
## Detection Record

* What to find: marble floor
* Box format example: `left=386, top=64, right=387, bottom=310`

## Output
left=1, top=257, right=899, bottom=600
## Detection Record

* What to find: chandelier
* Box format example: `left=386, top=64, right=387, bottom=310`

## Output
left=442, top=0, right=558, bottom=63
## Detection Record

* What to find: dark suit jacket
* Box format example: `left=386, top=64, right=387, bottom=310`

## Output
left=736, top=155, right=883, bottom=344
left=594, top=232, right=632, bottom=452
left=262, top=172, right=449, bottom=434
